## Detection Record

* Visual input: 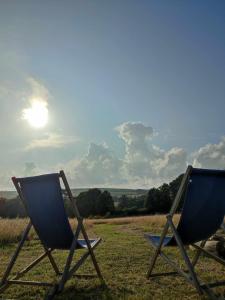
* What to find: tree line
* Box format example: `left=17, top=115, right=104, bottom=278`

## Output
left=0, top=174, right=183, bottom=218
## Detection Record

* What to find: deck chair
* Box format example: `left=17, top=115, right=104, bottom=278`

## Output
left=145, top=165, right=225, bottom=299
left=0, top=171, right=103, bottom=299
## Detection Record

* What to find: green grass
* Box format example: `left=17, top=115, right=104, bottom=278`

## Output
left=0, top=216, right=224, bottom=299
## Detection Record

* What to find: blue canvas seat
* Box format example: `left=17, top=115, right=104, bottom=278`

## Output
left=18, top=174, right=99, bottom=250
left=145, top=166, right=225, bottom=299
left=0, top=171, right=103, bottom=299
left=145, top=235, right=173, bottom=247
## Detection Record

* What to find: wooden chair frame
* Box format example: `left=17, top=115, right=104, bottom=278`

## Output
left=0, top=170, right=104, bottom=299
left=146, top=165, right=225, bottom=299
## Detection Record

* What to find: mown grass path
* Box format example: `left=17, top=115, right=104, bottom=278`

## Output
left=0, top=217, right=224, bottom=299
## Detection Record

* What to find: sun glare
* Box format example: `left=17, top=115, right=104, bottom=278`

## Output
left=22, top=99, right=48, bottom=128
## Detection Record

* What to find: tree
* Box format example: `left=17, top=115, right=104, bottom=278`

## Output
left=76, top=188, right=101, bottom=217
left=76, top=189, right=114, bottom=217
left=95, top=190, right=114, bottom=216
left=145, top=174, right=185, bottom=214
left=144, top=184, right=171, bottom=213
left=169, top=174, right=184, bottom=211
left=158, top=183, right=172, bottom=212
left=0, top=197, right=6, bottom=216
left=145, top=188, right=161, bottom=213
left=117, top=195, right=129, bottom=209
left=0, top=196, right=26, bottom=218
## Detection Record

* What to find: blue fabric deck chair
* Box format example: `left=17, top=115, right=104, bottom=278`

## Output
left=0, top=171, right=104, bottom=299
left=145, top=166, right=225, bottom=299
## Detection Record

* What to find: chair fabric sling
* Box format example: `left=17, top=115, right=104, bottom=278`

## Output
left=19, top=173, right=74, bottom=250
left=18, top=174, right=96, bottom=250
left=145, top=166, right=225, bottom=299
left=0, top=171, right=103, bottom=300
left=146, top=168, right=225, bottom=247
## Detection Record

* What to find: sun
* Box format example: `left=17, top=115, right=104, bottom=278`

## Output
left=22, top=99, right=48, bottom=128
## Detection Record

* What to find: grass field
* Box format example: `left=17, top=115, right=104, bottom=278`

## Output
left=0, top=215, right=224, bottom=299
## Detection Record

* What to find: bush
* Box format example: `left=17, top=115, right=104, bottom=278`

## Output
left=76, top=189, right=115, bottom=217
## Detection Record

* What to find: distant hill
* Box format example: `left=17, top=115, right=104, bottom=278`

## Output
left=71, top=188, right=147, bottom=197
left=0, top=191, right=18, bottom=199
left=0, top=188, right=148, bottom=199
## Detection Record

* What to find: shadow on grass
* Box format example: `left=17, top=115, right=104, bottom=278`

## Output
left=55, top=284, right=110, bottom=300
left=55, top=283, right=134, bottom=300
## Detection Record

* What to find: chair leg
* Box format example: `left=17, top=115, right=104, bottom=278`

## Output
left=167, top=217, right=203, bottom=295
left=147, top=246, right=161, bottom=278
left=43, top=246, right=60, bottom=275
left=61, top=171, right=104, bottom=283
left=57, top=223, right=81, bottom=293
left=192, top=240, right=207, bottom=267
left=146, top=222, right=170, bottom=278
left=0, top=222, right=32, bottom=288
left=44, top=284, right=59, bottom=300
left=80, top=224, right=104, bottom=282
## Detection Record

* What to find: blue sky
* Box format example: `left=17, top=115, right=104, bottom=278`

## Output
left=0, top=1, right=225, bottom=189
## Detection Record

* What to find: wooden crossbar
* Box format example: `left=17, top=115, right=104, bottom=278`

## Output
left=7, top=279, right=55, bottom=287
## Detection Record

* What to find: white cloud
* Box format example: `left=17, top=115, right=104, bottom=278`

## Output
left=17, top=132, right=225, bottom=189
left=155, top=147, right=187, bottom=179
left=116, top=122, right=187, bottom=187
left=2, top=118, right=224, bottom=190
left=116, top=122, right=154, bottom=145
left=64, top=143, right=123, bottom=187
left=24, top=133, right=77, bottom=150
left=0, top=163, right=38, bottom=190
left=62, top=122, right=188, bottom=188
left=192, top=136, right=225, bottom=169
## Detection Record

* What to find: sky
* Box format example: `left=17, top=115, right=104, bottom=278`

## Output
left=0, top=0, right=225, bottom=189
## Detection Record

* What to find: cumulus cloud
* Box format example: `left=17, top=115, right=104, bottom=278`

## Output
left=63, top=122, right=188, bottom=188
left=19, top=133, right=225, bottom=189
left=64, top=143, right=123, bottom=187
left=115, top=122, right=187, bottom=187
left=116, top=122, right=154, bottom=145
left=116, top=122, right=156, bottom=168
left=155, top=147, right=187, bottom=179
left=0, top=163, right=39, bottom=190
left=192, top=137, right=225, bottom=169
left=4, top=119, right=224, bottom=190
left=24, top=133, right=77, bottom=150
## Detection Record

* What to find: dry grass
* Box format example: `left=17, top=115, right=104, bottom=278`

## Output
left=89, top=214, right=180, bottom=226
left=0, top=218, right=32, bottom=245
left=0, top=215, right=180, bottom=245
left=0, top=218, right=97, bottom=245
